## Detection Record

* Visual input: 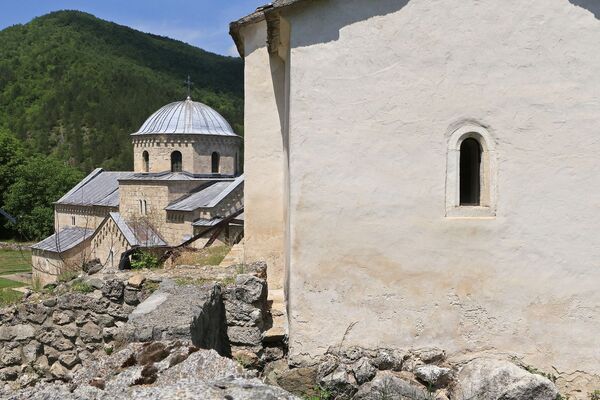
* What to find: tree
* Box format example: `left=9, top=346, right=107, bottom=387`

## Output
left=0, top=129, right=24, bottom=238
left=4, top=155, right=84, bottom=240
left=0, top=129, right=24, bottom=201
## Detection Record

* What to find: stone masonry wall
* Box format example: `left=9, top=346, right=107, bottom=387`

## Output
left=0, top=275, right=152, bottom=388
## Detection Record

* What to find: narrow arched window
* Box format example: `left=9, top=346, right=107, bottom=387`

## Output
left=211, top=152, right=220, bottom=174
left=142, top=151, right=149, bottom=172
left=460, top=138, right=482, bottom=206
left=171, top=151, right=182, bottom=172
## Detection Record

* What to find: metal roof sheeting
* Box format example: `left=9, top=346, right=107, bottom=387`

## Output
left=108, top=212, right=167, bottom=247
left=56, top=169, right=135, bottom=207
left=132, top=98, right=238, bottom=137
left=166, top=182, right=233, bottom=211
left=191, top=217, right=224, bottom=227
left=166, top=175, right=243, bottom=212
left=32, top=227, right=94, bottom=253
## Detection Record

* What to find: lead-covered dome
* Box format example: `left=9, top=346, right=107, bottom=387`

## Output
left=132, top=97, right=237, bottom=137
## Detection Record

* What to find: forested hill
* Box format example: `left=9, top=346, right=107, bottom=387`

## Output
left=0, top=10, right=243, bottom=171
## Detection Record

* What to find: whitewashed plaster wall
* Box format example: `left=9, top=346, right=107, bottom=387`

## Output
left=277, top=0, right=600, bottom=388
left=240, top=20, right=287, bottom=289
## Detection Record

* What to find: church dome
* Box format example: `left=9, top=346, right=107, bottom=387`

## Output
left=132, top=97, right=237, bottom=137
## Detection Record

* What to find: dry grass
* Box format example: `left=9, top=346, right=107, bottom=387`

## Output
left=173, top=246, right=231, bottom=267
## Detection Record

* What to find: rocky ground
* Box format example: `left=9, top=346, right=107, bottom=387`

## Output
left=2, top=340, right=298, bottom=400
left=0, top=259, right=567, bottom=399
left=266, top=345, right=560, bottom=400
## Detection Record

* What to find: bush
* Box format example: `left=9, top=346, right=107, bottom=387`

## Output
left=131, top=251, right=160, bottom=270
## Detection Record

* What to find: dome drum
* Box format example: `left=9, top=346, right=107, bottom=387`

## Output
left=132, top=98, right=241, bottom=175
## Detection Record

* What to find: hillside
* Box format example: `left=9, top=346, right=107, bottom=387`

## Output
left=0, top=10, right=243, bottom=171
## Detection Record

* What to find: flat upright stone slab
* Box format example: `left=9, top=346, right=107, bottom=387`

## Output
left=124, top=279, right=229, bottom=356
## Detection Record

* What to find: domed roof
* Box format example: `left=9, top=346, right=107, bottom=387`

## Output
left=132, top=97, right=237, bottom=137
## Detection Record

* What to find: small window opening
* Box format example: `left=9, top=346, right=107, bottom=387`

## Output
left=142, top=151, right=149, bottom=172
left=144, top=200, right=148, bottom=215
left=171, top=151, right=182, bottom=172
left=211, top=152, right=220, bottom=174
left=71, top=216, right=76, bottom=226
left=139, top=200, right=143, bottom=215
left=460, top=138, right=482, bottom=206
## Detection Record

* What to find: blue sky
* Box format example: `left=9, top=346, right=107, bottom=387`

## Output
left=0, top=0, right=265, bottom=56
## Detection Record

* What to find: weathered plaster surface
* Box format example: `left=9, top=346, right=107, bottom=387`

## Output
left=241, top=20, right=287, bottom=289
left=267, top=0, right=600, bottom=382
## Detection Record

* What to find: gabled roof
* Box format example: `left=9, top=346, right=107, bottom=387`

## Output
left=32, top=227, right=94, bottom=253
left=107, top=212, right=167, bottom=247
left=192, top=217, right=224, bottom=227
left=56, top=168, right=135, bottom=208
left=166, top=175, right=244, bottom=212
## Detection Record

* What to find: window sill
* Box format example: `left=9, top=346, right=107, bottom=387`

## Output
left=446, top=206, right=496, bottom=219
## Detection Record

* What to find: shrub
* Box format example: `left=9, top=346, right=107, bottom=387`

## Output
left=131, top=251, right=160, bottom=270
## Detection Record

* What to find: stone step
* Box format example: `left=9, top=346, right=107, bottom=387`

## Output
left=263, top=326, right=286, bottom=344
left=264, top=289, right=288, bottom=345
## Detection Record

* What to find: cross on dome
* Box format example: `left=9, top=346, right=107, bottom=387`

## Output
left=184, top=75, right=193, bottom=99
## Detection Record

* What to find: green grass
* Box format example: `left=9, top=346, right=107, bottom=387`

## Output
left=0, top=277, right=25, bottom=289
left=0, top=288, right=23, bottom=306
left=70, top=279, right=93, bottom=293
left=0, top=249, right=32, bottom=275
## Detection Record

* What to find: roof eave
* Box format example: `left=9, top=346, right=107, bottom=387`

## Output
left=230, top=0, right=308, bottom=57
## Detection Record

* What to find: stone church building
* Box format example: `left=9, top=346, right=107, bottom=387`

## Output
left=32, top=97, right=244, bottom=284
left=230, top=0, right=600, bottom=391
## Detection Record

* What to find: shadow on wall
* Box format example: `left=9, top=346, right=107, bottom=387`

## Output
left=569, top=0, right=600, bottom=18
left=290, top=0, right=410, bottom=48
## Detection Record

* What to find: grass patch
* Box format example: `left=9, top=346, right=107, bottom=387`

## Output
left=302, top=387, right=333, bottom=400
left=142, top=280, right=160, bottom=293
left=0, top=277, right=25, bottom=289
left=174, top=277, right=213, bottom=286
left=70, top=279, right=93, bottom=293
left=58, top=270, right=79, bottom=283
left=0, top=288, right=23, bottom=306
left=174, top=246, right=231, bottom=267
left=175, top=275, right=237, bottom=287
left=0, top=249, right=32, bottom=275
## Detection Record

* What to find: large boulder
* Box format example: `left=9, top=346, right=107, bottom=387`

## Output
left=353, top=370, right=431, bottom=400
left=452, top=358, right=558, bottom=400
left=414, top=364, right=455, bottom=388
